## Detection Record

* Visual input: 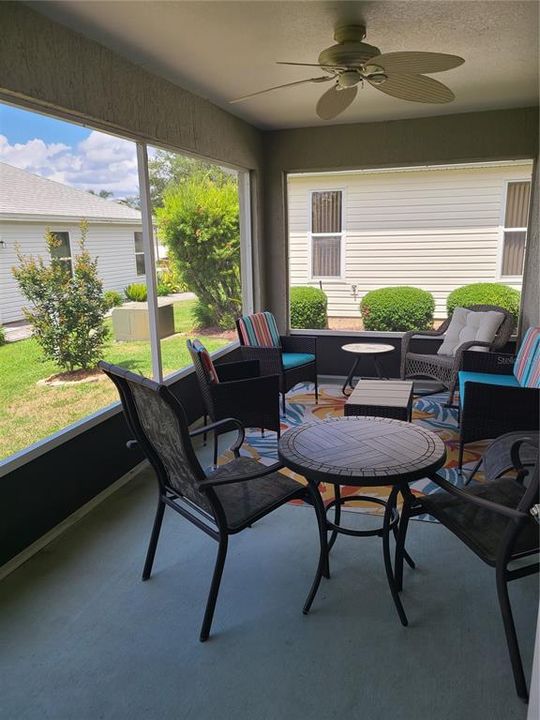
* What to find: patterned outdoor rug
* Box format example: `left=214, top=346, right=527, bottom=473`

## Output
left=220, top=382, right=489, bottom=521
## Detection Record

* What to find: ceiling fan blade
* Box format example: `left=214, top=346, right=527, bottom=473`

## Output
left=316, top=85, right=357, bottom=120
left=369, top=73, right=455, bottom=103
left=230, top=76, right=332, bottom=104
left=277, top=61, right=344, bottom=69
left=367, top=52, right=464, bottom=75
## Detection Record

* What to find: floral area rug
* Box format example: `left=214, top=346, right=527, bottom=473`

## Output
left=220, top=382, right=488, bottom=521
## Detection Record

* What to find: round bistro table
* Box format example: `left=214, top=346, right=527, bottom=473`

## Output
left=278, top=416, right=446, bottom=625
left=341, top=342, right=395, bottom=395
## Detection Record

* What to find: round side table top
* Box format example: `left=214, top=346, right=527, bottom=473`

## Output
left=278, top=416, right=446, bottom=486
left=341, top=342, right=395, bottom=355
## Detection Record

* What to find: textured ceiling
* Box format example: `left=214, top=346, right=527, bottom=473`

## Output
left=32, top=1, right=539, bottom=129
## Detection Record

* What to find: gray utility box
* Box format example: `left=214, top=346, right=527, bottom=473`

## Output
left=112, top=299, right=175, bottom=341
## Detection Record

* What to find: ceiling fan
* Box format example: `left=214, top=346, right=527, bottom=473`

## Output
left=230, top=25, right=464, bottom=119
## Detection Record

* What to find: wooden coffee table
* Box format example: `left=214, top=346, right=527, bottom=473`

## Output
left=345, top=379, right=414, bottom=421
left=341, top=342, right=395, bottom=395
left=278, top=416, right=446, bottom=625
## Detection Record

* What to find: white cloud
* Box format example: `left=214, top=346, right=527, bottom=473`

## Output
left=0, top=130, right=139, bottom=197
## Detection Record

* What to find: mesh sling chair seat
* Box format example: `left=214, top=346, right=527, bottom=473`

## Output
left=187, top=339, right=281, bottom=466
left=394, top=435, right=539, bottom=701
left=236, top=311, right=318, bottom=414
left=400, top=305, right=515, bottom=406
left=98, top=361, right=327, bottom=642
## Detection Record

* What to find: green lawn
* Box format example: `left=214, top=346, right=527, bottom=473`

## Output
left=0, top=299, right=229, bottom=460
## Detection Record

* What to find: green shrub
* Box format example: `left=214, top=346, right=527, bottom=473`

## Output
left=12, top=221, right=109, bottom=371
left=446, top=283, right=521, bottom=323
left=124, top=283, right=148, bottom=302
left=103, top=289, right=123, bottom=310
left=360, top=286, right=435, bottom=332
left=0, top=326, right=5, bottom=346
left=157, top=175, right=241, bottom=329
left=290, top=286, right=327, bottom=329
left=157, top=282, right=171, bottom=297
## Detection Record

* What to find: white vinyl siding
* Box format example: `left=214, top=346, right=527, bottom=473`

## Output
left=0, top=221, right=144, bottom=324
left=288, top=162, right=533, bottom=319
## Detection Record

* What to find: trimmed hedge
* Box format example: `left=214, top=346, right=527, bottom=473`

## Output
left=447, top=283, right=521, bottom=322
left=360, top=286, right=435, bottom=332
left=290, top=286, right=327, bottom=329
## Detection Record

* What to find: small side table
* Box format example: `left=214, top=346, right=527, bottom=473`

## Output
left=341, top=343, right=395, bottom=396
left=345, top=379, right=414, bottom=421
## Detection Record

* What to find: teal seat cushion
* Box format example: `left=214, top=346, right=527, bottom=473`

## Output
left=282, top=352, right=315, bottom=370
left=459, top=371, right=520, bottom=406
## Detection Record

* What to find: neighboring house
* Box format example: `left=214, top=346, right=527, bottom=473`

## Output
left=288, top=160, right=533, bottom=324
left=0, top=162, right=148, bottom=324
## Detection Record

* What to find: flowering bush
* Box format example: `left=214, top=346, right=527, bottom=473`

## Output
left=12, top=221, right=108, bottom=372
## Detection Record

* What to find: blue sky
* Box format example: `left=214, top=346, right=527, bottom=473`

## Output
left=0, top=102, right=139, bottom=197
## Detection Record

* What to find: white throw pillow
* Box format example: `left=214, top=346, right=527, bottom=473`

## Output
left=437, top=307, right=504, bottom=356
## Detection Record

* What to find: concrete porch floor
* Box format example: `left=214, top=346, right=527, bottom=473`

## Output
left=0, top=459, right=537, bottom=720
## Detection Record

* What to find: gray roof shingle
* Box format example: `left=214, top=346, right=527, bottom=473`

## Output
left=0, top=162, right=141, bottom=222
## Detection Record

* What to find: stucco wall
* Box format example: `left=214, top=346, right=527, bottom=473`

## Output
left=263, top=107, right=539, bottom=329
left=0, top=2, right=264, bottom=308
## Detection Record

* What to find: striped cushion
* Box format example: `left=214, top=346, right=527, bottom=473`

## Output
left=514, top=327, right=540, bottom=388
left=237, top=312, right=281, bottom=348
left=192, top=339, right=219, bottom=384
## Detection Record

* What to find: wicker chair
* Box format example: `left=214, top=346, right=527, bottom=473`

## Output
left=395, top=435, right=539, bottom=701
left=98, top=360, right=327, bottom=642
left=400, top=305, right=515, bottom=405
left=187, top=339, right=281, bottom=465
left=236, top=311, right=318, bottom=414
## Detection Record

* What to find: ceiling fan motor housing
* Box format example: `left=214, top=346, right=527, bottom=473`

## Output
left=319, top=25, right=380, bottom=69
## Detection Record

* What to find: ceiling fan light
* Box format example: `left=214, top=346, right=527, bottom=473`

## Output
left=337, top=70, right=361, bottom=88
left=368, top=73, right=387, bottom=85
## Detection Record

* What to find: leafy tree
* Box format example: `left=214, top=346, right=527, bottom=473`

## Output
left=88, top=189, right=114, bottom=199
left=158, top=176, right=241, bottom=329
left=12, top=221, right=109, bottom=372
left=149, top=149, right=234, bottom=208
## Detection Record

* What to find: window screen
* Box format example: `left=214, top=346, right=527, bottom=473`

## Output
left=50, top=232, right=72, bottom=275
left=502, top=182, right=530, bottom=277
left=134, top=231, right=145, bottom=275
left=311, top=191, right=342, bottom=277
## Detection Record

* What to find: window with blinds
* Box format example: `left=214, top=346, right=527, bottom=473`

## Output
left=134, top=232, right=145, bottom=275
left=501, top=181, right=530, bottom=277
left=311, top=190, right=343, bottom=278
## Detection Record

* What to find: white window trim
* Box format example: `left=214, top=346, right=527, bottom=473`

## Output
left=308, top=188, right=346, bottom=282
left=497, top=178, right=531, bottom=282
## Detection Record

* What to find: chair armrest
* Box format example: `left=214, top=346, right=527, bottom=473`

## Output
left=281, top=334, right=317, bottom=355
left=190, top=417, right=245, bottom=457
left=401, top=329, right=445, bottom=375
left=199, top=461, right=285, bottom=488
left=428, top=472, right=529, bottom=520
left=461, top=350, right=516, bottom=374
left=216, top=359, right=260, bottom=381
left=238, top=345, right=283, bottom=375
left=452, top=341, right=494, bottom=371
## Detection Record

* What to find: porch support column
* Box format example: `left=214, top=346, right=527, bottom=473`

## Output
left=136, top=143, right=163, bottom=382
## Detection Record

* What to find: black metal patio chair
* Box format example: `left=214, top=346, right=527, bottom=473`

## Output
left=98, top=360, right=327, bottom=642
left=187, top=339, right=281, bottom=466
left=395, top=434, right=539, bottom=701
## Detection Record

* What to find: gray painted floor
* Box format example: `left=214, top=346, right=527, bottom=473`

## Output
left=0, top=462, right=537, bottom=720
